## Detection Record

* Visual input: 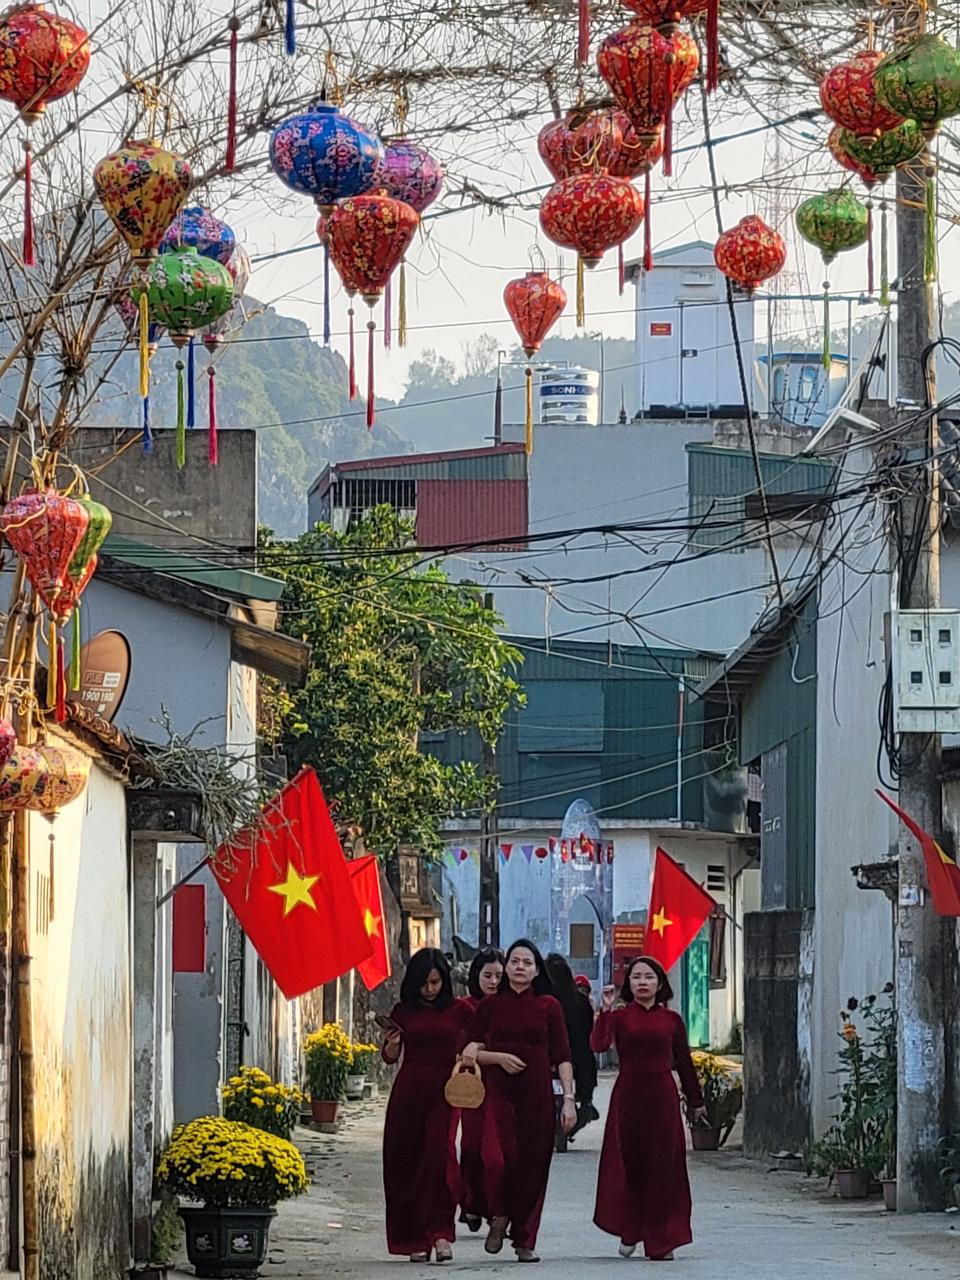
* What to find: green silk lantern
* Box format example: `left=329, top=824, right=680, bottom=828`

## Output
left=65, top=497, right=112, bottom=690
left=875, top=34, right=960, bottom=138
left=837, top=119, right=924, bottom=179
left=796, top=190, right=870, bottom=369
left=131, top=249, right=233, bottom=468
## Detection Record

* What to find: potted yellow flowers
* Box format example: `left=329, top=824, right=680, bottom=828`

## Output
left=346, top=1041, right=378, bottom=1100
left=303, top=1022, right=353, bottom=1125
left=222, top=1066, right=303, bottom=1140
left=158, top=1116, right=308, bottom=1278
left=684, top=1052, right=743, bottom=1151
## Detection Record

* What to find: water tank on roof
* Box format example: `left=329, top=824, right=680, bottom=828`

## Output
left=538, top=364, right=600, bottom=425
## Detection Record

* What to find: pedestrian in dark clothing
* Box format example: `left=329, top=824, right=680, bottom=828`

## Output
left=545, top=953, right=599, bottom=1134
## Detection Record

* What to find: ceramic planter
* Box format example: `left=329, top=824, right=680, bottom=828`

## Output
left=179, top=1204, right=276, bottom=1278
left=834, top=1169, right=871, bottom=1199
left=691, top=1126, right=722, bottom=1152
left=345, top=1073, right=366, bottom=1100
left=311, top=1098, right=341, bottom=1125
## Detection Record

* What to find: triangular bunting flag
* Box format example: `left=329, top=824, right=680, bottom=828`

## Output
left=521, top=844, right=534, bottom=863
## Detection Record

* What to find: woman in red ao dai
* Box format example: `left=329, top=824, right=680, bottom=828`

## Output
left=459, top=947, right=504, bottom=1232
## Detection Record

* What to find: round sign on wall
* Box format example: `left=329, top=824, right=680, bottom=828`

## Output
left=74, top=630, right=131, bottom=723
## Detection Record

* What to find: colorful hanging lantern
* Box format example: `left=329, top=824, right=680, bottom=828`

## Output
left=0, top=3, right=90, bottom=122
left=26, top=743, right=89, bottom=812
left=0, top=721, right=15, bottom=773
left=380, top=141, right=444, bottom=213
left=827, top=126, right=883, bottom=187
left=619, top=0, right=719, bottom=90
left=504, top=272, right=567, bottom=358
left=597, top=21, right=699, bottom=175
left=114, top=287, right=166, bottom=354
left=836, top=118, right=925, bottom=177
left=608, top=114, right=664, bottom=178
left=161, top=205, right=237, bottom=265
left=796, top=189, right=870, bottom=263
left=269, top=100, right=384, bottom=213
left=537, top=111, right=624, bottom=180
left=714, top=215, right=786, bottom=293
left=93, top=140, right=192, bottom=263
left=0, top=747, right=51, bottom=811
left=820, top=50, right=904, bottom=137
left=875, top=34, right=960, bottom=139
left=540, top=174, right=645, bottom=267
left=61, top=494, right=110, bottom=694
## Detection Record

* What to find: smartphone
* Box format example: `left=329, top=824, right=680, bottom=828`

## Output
left=375, top=1013, right=401, bottom=1033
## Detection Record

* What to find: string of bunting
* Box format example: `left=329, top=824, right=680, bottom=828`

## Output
left=443, top=837, right=616, bottom=866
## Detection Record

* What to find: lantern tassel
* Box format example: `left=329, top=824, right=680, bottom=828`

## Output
left=663, top=56, right=675, bottom=178
left=322, top=241, right=331, bottom=345
left=384, top=276, right=392, bottom=350
left=644, top=171, right=653, bottom=272
left=577, top=0, right=589, bottom=66
left=822, top=280, right=831, bottom=371
left=866, top=203, right=874, bottom=296
left=706, top=0, right=720, bottom=93
left=348, top=306, right=358, bottom=400
left=398, top=260, right=408, bottom=347
left=138, top=292, right=150, bottom=400
left=367, top=319, right=376, bottom=430
left=69, top=606, right=81, bottom=691
left=285, top=0, right=295, bottom=55
left=208, top=366, right=218, bottom=465
left=576, top=256, right=585, bottom=328
left=924, top=168, right=937, bottom=285
left=226, top=17, right=239, bottom=172
left=880, top=200, right=890, bottom=309
left=618, top=242, right=625, bottom=296
left=176, top=358, right=186, bottom=469
left=47, top=620, right=57, bottom=711
left=525, top=366, right=534, bottom=457
left=55, top=631, right=67, bottom=725
left=142, top=395, right=153, bottom=455
left=22, top=139, right=34, bottom=267
left=187, top=336, right=196, bottom=429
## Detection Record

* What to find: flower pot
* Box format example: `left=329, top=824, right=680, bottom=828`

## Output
left=881, top=1178, right=897, bottom=1212
left=345, top=1074, right=366, bottom=1100
left=691, top=1126, right=722, bottom=1152
left=179, top=1205, right=276, bottom=1278
left=834, top=1169, right=871, bottom=1200
left=310, top=1098, right=340, bottom=1125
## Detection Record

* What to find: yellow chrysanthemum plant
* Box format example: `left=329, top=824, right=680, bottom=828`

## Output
left=303, top=1023, right=354, bottom=1102
left=686, top=1051, right=743, bottom=1137
left=157, top=1117, right=309, bottom=1209
left=351, top=1041, right=379, bottom=1078
left=221, top=1066, right=304, bottom=1141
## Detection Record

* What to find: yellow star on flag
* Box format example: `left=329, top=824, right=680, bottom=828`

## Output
left=364, top=908, right=382, bottom=938
left=268, top=863, right=320, bottom=917
left=651, top=906, right=673, bottom=937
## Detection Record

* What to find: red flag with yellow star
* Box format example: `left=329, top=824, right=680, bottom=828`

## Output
left=349, top=855, right=392, bottom=990
left=213, top=767, right=373, bottom=998
left=877, top=790, right=960, bottom=916
left=643, top=846, right=716, bottom=973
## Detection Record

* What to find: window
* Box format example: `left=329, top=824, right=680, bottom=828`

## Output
left=569, top=923, right=596, bottom=958
left=709, top=908, right=727, bottom=985
left=798, top=365, right=819, bottom=402
left=772, top=367, right=786, bottom=403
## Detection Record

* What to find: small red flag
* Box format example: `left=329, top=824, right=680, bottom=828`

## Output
left=214, top=767, right=373, bottom=998
left=349, top=855, right=392, bottom=991
left=876, top=790, right=960, bottom=916
left=643, top=846, right=716, bottom=973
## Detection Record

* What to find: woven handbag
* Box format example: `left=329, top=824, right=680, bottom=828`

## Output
left=444, top=1061, right=485, bottom=1109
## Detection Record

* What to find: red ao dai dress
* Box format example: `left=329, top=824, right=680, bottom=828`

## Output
left=458, top=995, right=489, bottom=1222
left=590, top=1002, right=704, bottom=1259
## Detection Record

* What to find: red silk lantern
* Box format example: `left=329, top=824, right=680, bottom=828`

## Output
left=820, top=51, right=904, bottom=137
left=540, top=174, right=645, bottom=267
left=0, top=3, right=90, bottom=122
left=620, top=0, right=719, bottom=90
left=0, top=489, right=88, bottom=623
left=609, top=113, right=664, bottom=178
left=597, top=22, right=699, bottom=175
left=714, top=215, right=786, bottom=293
left=503, top=272, right=567, bottom=358
left=537, top=111, right=624, bottom=180
left=827, top=125, right=882, bottom=187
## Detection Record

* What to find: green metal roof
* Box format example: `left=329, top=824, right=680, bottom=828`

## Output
left=102, top=534, right=286, bottom=603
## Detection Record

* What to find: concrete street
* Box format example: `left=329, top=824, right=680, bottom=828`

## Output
left=174, top=1077, right=960, bottom=1278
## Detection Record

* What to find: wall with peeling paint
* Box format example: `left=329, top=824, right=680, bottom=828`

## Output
left=28, top=754, right=132, bottom=1279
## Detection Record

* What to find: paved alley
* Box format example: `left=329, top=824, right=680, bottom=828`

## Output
left=177, top=1078, right=960, bottom=1279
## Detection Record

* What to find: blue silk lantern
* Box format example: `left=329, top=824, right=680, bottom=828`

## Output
left=269, top=100, right=384, bottom=213
left=161, top=205, right=237, bottom=266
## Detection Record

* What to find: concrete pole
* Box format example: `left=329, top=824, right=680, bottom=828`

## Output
left=893, top=6, right=945, bottom=1205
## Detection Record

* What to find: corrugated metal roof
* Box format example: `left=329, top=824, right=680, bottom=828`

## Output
left=309, top=444, right=526, bottom=497
left=415, top=479, right=527, bottom=549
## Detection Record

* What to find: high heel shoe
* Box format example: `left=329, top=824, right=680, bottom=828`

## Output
left=485, top=1217, right=509, bottom=1255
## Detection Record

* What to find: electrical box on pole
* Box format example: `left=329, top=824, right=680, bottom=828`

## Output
left=894, top=609, right=960, bottom=732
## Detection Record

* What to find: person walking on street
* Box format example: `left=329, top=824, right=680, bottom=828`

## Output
left=381, top=948, right=469, bottom=1263
left=544, top=953, right=599, bottom=1137
left=459, top=947, right=504, bottom=1232
left=590, top=956, right=707, bottom=1262
left=461, top=938, right=576, bottom=1263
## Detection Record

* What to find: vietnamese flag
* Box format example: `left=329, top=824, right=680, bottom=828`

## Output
left=643, top=846, right=716, bottom=973
left=877, top=790, right=960, bottom=916
left=349, top=855, right=392, bottom=991
left=214, top=767, right=373, bottom=998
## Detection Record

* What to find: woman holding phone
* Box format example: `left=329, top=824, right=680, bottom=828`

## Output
left=459, top=947, right=504, bottom=1231
left=380, top=948, right=469, bottom=1263
left=461, top=939, right=575, bottom=1263
left=590, top=956, right=707, bottom=1262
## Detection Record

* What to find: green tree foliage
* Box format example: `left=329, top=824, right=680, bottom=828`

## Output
left=261, top=507, right=524, bottom=856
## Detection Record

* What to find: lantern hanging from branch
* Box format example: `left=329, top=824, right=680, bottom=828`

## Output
left=202, top=245, right=252, bottom=465
left=0, top=747, right=51, bottom=811
left=597, top=21, right=699, bottom=175
left=26, top=744, right=89, bottom=813
left=836, top=118, right=924, bottom=177
left=161, top=205, right=237, bottom=265
left=114, top=285, right=166, bottom=453
left=608, top=114, right=664, bottom=177
left=827, top=126, right=883, bottom=187
left=819, top=50, right=904, bottom=137
left=796, top=189, right=869, bottom=371
left=62, top=496, right=111, bottom=692
left=269, top=100, right=384, bottom=212
left=503, top=271, right=568, bottom=457
left=379, top=141, right=444, bottom=348
left=0, top=722, right=16, bottom=773
left=875, top=33, right=960, bottom=139
left=714, top=215, right=786, bottom=293
left=537, top=111, right=624, bottom=180
left=327, top=194, right=419, bottom=429
left=620, top=0, right=719, bottom=90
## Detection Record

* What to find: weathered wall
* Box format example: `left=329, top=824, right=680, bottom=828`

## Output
left=29, top=757, right=131, bottom=1279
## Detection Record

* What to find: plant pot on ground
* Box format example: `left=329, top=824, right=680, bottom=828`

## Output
left=345, top=1074, right=366, bottom=1100
left=310, top=1098, right=341, bottom=1125
left=834, top=1168, right=871, bottom=1200
left=684, top=1051, right=743, bottom=1150
left=880, top=1178, right=897, bottom=1211
left=157, top=1117, right=308, bottom=1279
left=303, top=1023, right=352, bottom=1123
left=691, top=1126, right=722, bottom=1152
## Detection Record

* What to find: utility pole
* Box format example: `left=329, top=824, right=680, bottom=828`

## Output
left=478, top=591, right=501, bottom=948
left=893, top=1, right=945, bottom=1212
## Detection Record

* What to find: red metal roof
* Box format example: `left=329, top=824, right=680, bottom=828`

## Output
left=415, top=479, right=528, bottom=550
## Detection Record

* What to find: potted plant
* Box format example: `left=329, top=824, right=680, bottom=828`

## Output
left=684, top=1052, right=743, bottom=1151
left=222, top=1066, right=303, bottom=1141
left=346, top=1042, right=378, bottom=1100
left=303, top=1022, right=353, bottom=1124
left=158, top=1116, right=308, bottom=1278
